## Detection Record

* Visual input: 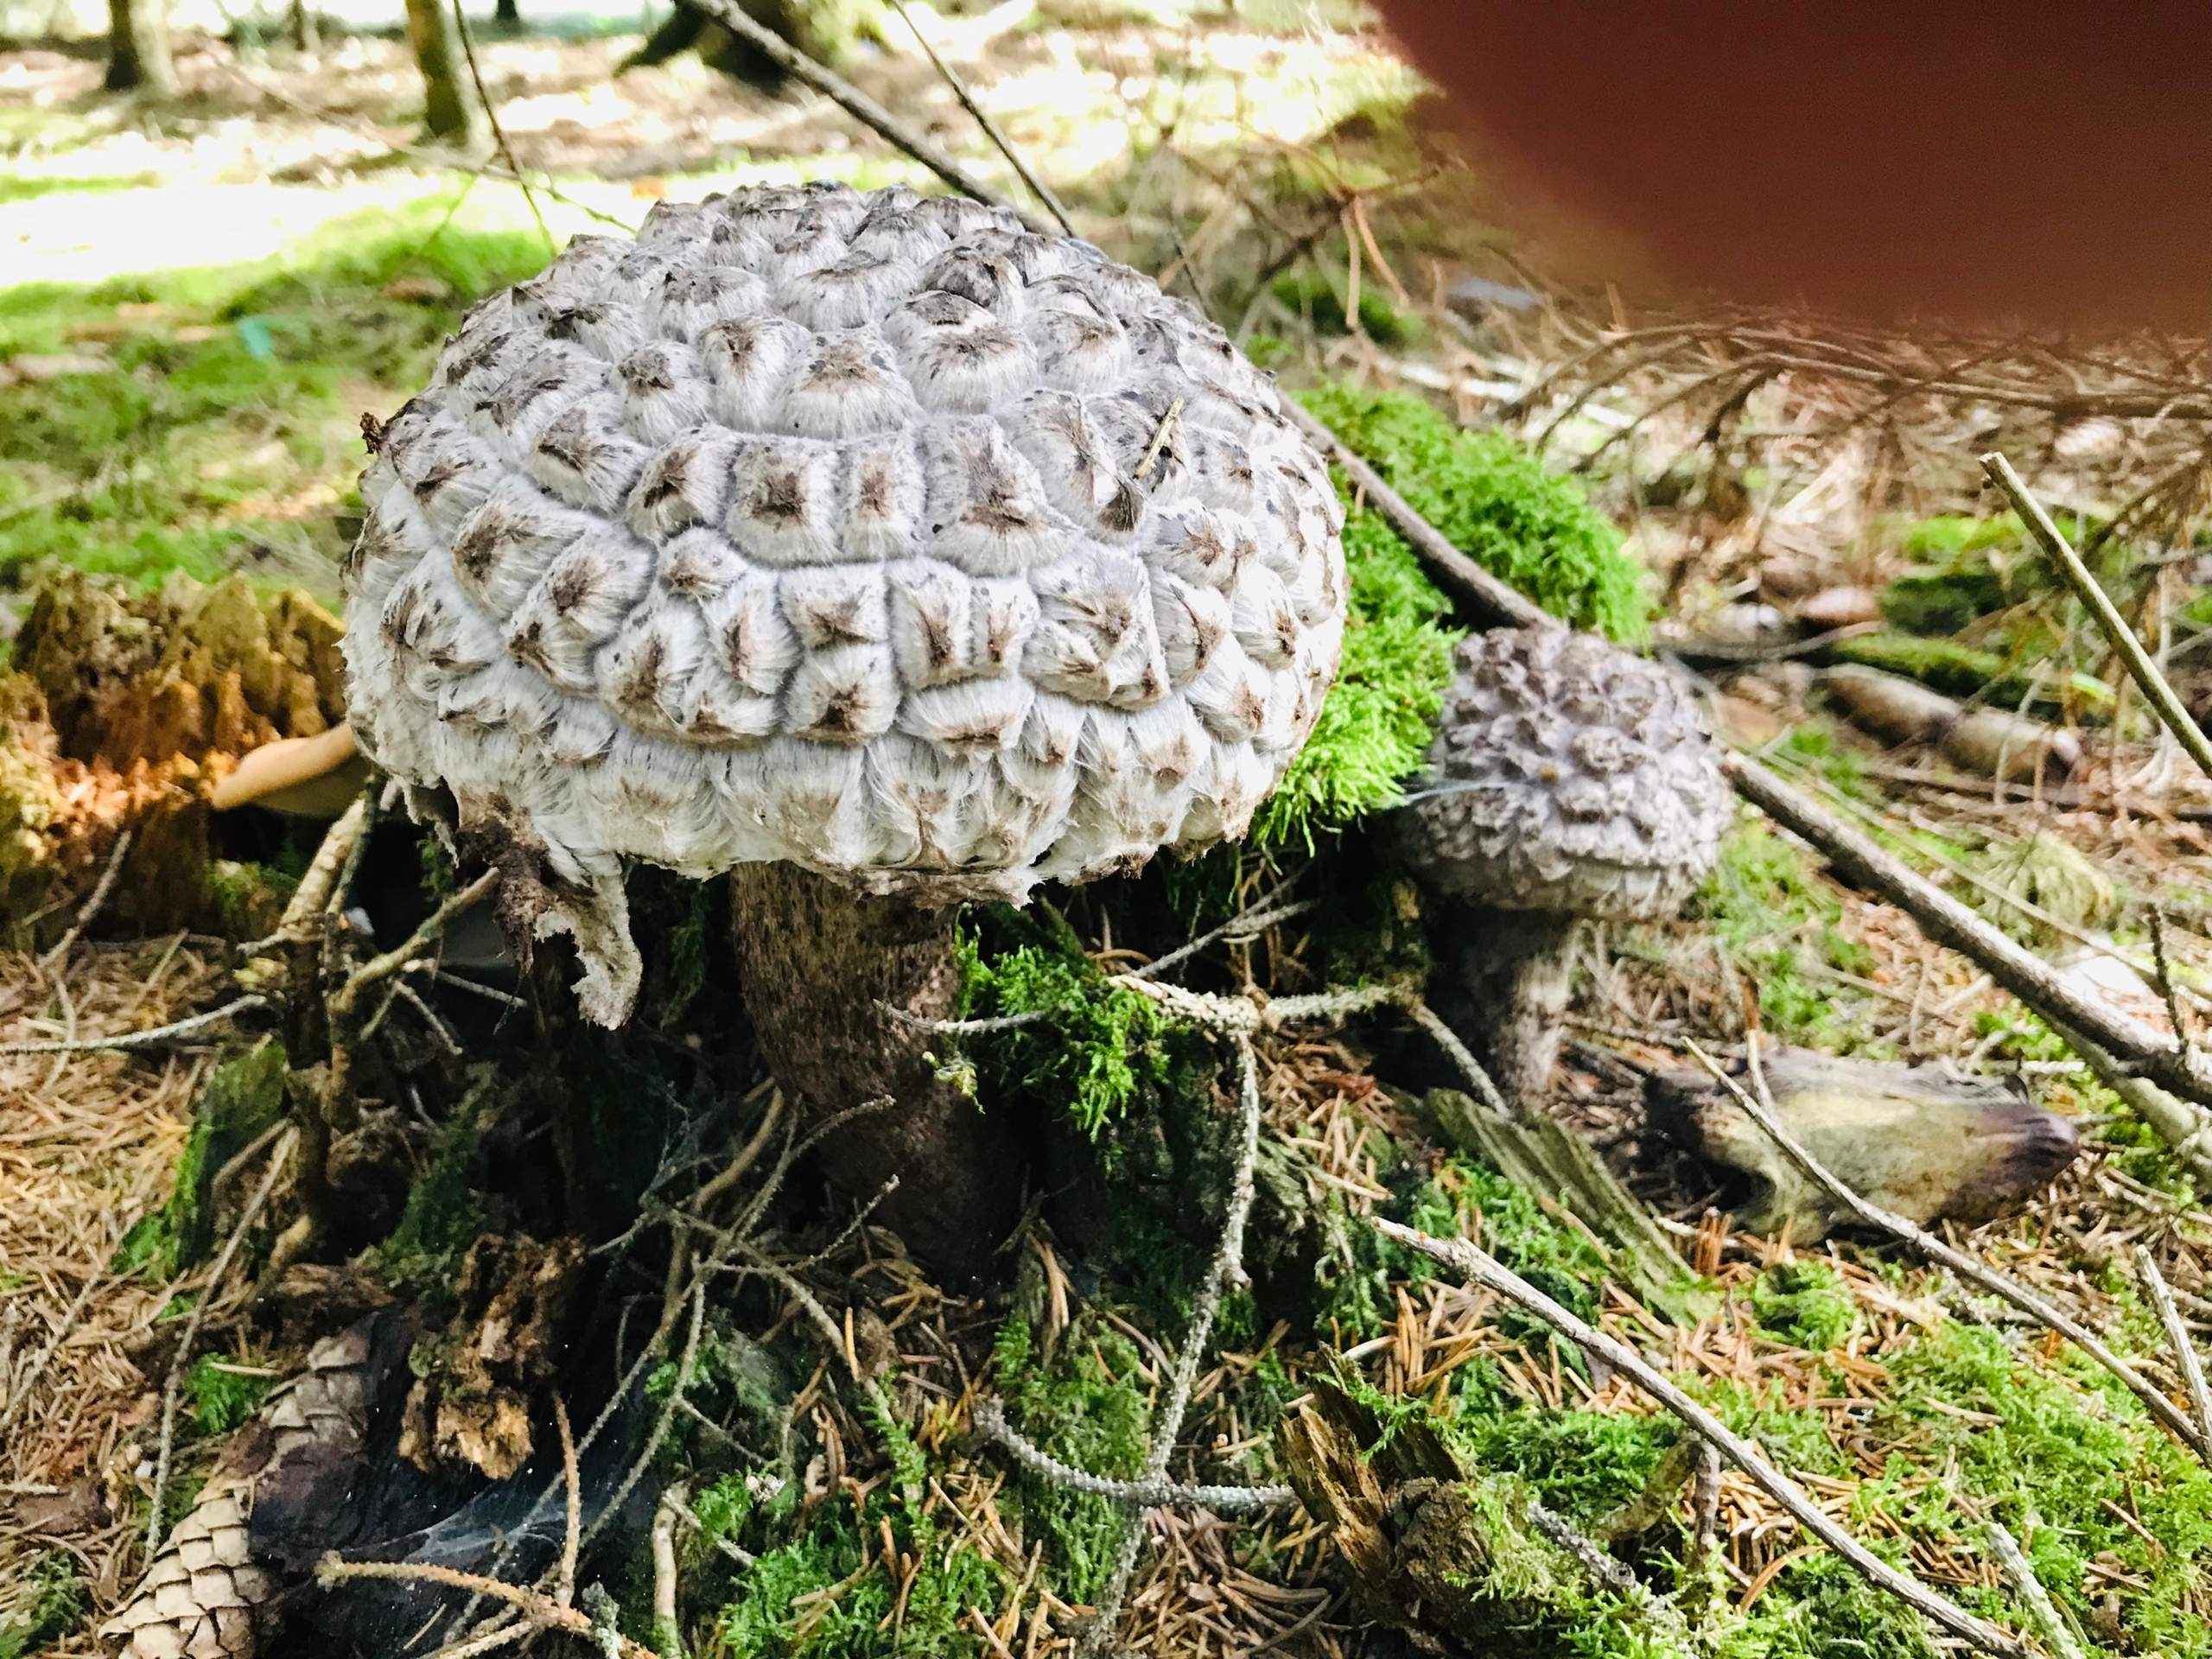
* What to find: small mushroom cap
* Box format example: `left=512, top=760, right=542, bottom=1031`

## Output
left=1397, top=626, right=1730, bottom=919
left=209, top=722, right=367, bottom=817
left=341, top=182, right=1346, bottom=1020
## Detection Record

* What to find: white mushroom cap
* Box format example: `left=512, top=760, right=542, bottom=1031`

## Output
left=341, top=182, right=1346, bottom=1020
left=1397, top=626, right=1730, bottom=920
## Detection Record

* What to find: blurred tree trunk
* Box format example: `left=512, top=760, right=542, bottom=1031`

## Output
left=105, top=0, right=176, bottom=93
left=493, top=0, right=518, bottom=25
left=289, top=0, right=320, bottom=51
left=405, top=0, right=488, bottom=147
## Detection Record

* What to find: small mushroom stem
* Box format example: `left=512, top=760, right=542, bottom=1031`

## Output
left=1447, top=908, right=1578, bottom=1111
left=727, top=863, right=1022, bottom=1285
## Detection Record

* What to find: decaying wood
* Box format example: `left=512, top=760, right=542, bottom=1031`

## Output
left=1645, top=1045, right=2082, bottom=1241
left=1822, top=664, right=2079, bottom=782
left=1679, top=1038, right=2212, bottom=1465
left=1276, top=1367, right=1690, bottom=1655
left=399, top=1233, right=585, bottom=1481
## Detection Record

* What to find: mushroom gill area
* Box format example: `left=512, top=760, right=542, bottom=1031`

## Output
left=0, top=567, right=350, bottom=939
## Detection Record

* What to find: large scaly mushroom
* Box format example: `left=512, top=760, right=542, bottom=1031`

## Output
left=1395, top=626, right=1730, bottom=1109
left=340, top=181, right=1346, bottom=1274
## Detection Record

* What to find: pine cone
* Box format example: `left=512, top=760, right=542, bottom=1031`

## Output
left=103, top=1328, right=373, bottom=1659
left=341, top=181, right=1346, bottom=1021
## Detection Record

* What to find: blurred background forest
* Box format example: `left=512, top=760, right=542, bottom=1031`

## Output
left=6, top=4, right=2212, bottom=1659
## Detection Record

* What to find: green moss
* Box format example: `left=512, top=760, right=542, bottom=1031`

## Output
left=0, top=201, right=551, bottom=594
left=1297, top=384, right=1650, bottom=641
left=953, top=910, right=1192, bottom=1137
left=0, top=1551, right=87, bottom=1659
left=115, top=1040, right=288, bottom=1280
left=1873, top=1322, right=2212, bottom=1656
left=1830, top=632, right=2113, bottom=717
left=1252, top=505, right=1462, bottom=848
left=376, top=1067, right=499, bottom=1286
left=717, top=1506, right=1002, bottom=1659
left=990, top=1313, right=1152, bottom=1606
left=1683, top=821, right=1873, bottom=1049
left=1749, top=1260, right=1859, bottom=1351
left=185, top=1352, right=274, bottom=1435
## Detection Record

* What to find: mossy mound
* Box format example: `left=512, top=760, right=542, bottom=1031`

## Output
left=1297, top=384, right=1651, bottom=642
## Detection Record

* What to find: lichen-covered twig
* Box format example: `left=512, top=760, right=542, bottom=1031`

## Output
left=1375, top=1216, right=2031, bottom=1659
left=1982, top=450, right=2212, bottom=783
left=0, top=993, right=270, bottom=1056
left=2134, top=1245, right=2212, bottom=1458
left=1078, top=1030, right=1268, bottom=1655
left=973, top=1399, right=1293, bottom=1513
left=1688, top=1036, right=2212, bottom=1465
left=1982, top=1519, right=2087, bottom=1659
left=553, top=1396, right=581, bottom=1608
left=148, top=1129, right=295, bottom=1554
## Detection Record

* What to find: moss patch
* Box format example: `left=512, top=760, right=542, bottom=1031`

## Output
left=115, top=1039, right=288, bottom=1281
left=0, top=200, right=550, bottom=595
left=1297, top=383, right=1650, bottom=641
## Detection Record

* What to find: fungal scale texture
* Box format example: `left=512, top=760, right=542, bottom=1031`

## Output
left=342, top=182, right=1345, bottom=1020
left=1400, top=626, right=1731, bottom=919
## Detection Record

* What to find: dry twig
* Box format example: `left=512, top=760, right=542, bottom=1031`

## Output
left=885, top=0, right=1073, bottom=233
left=1982, top=1519, right=2087, bottom=1659
left=1983, top=450, right=2212, bottom=781
left=316, top=1557, right=666, bottom=1659
left=2133, top=1245, right=2212, bottom=1457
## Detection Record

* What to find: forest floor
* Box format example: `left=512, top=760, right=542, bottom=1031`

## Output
left=5, top=7, right=2212, bottom=1659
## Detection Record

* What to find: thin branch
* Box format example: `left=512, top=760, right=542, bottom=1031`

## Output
left=332, top=869, right=499, bottom=1018
left=1724, top=752, right=2212, bottom=1127
left=1688, top=1037, right=2212, bottom=1464
left=41, top=828, right=131, bottom=969
left=0, top=993, right=269, bottom=1056
left=315, top=1558, right=666, bottom=1659
left=973, top=1398, right=1294, bottom=1513
left=1982, top=450, right=2212, bottom=782
left=1402, top=998, right=1512, bottom=1116
left=148, top=1130, right=296, bottom=1554
left=886, top=0, right=1073, bottom=233
left=553, top=1395, right=581, bottom=1609
left=1375, top=1217, right=2030, bottom=1659
left=1982, top=1519, right=2087, bottom=1659
left=2133, top=1245, right=2212, bottom=1458
left=678, top=0, right=1051, bottom=234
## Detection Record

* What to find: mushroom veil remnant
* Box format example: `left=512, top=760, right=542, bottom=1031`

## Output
left=341, top=181, right=1347, bottom=1274
left=1395, top=626, right=1730, bottom=1109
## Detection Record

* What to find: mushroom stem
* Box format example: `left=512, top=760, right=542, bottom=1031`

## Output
left=727, top=863, right=1022, bottom=1285
left=1449, top=908, right=1578, bottom=1111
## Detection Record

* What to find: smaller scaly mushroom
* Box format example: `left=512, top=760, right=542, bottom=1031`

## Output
left=1395, top=626, right=1730, bottom=1108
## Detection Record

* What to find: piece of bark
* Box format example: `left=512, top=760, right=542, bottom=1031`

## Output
left=1645, top=1046, right=2081, bottom=1243
left=1277, top=1370, right=1671, bottom=1655
left=399, top=1234, right=583, bottom=1481
left=728, top=862, right=1023, bottom=1286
